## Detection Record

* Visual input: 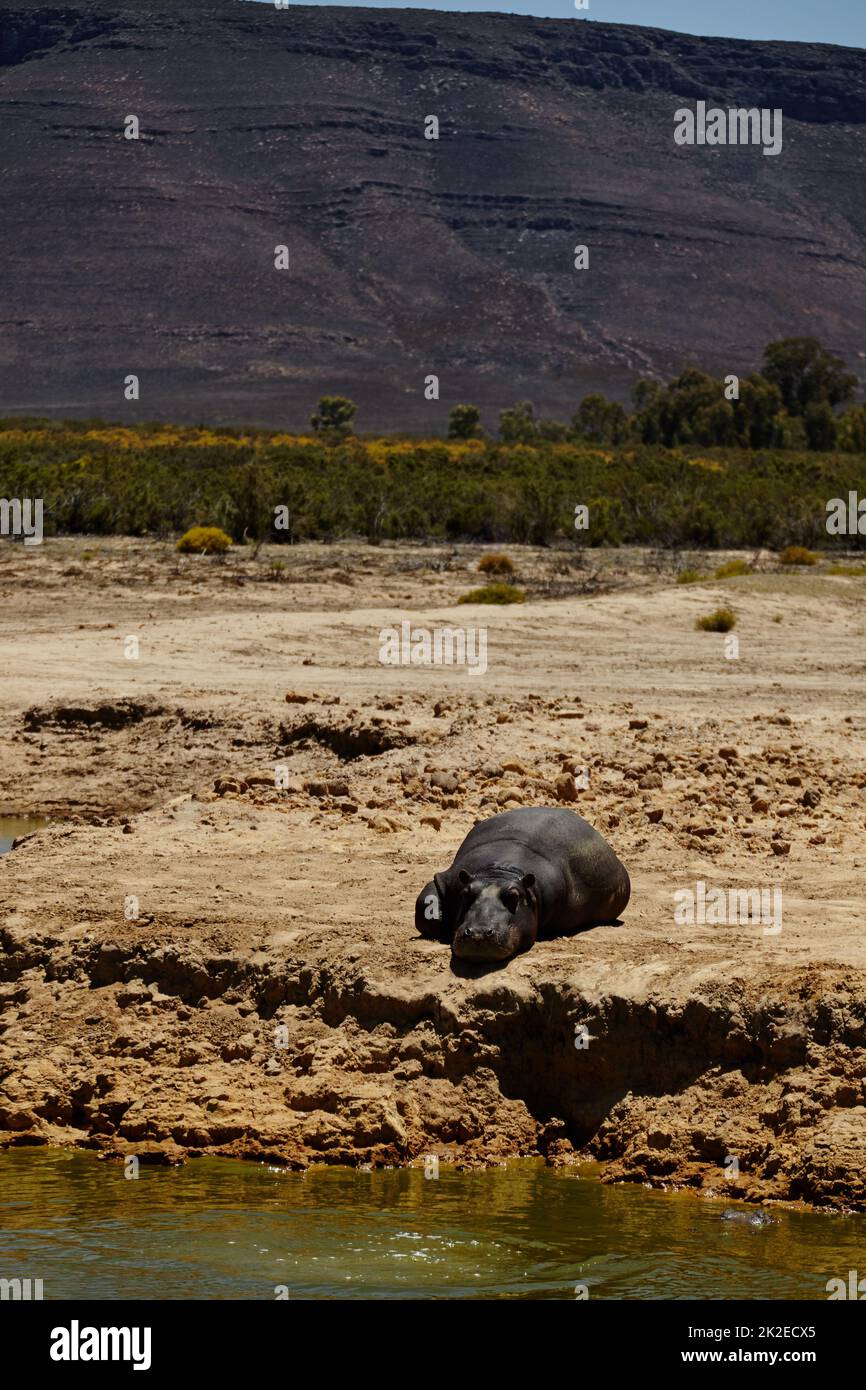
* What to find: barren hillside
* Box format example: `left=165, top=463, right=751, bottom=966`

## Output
left=1, top=1, right=864, bottom=427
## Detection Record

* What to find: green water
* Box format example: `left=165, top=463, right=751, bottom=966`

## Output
left=0, top=816, right=48, bottom=855
left=0, top=1151, right=862, bottom=1300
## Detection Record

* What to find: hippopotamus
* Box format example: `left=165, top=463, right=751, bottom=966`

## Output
left=415, top=806, right=630, bottom=962
left=720, top=1209, right=778, bottom=1227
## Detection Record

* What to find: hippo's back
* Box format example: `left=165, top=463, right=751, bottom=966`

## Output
left=453, top=806, right=630, bottom=928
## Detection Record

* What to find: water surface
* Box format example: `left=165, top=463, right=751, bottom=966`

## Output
left=0, top=1151, right=862, bottom=1300
left=0, top=816, right=48, bottom=855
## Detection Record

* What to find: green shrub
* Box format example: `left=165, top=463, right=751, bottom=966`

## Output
left=457, top=583, right=526, bottom=605
left=478, top=553, right=515, bottom=577
left=676, top=569, right=704, bottom=584
left=714, top=559, right=751, bottom=578
left=779, top=546, right=817, bottom=566
left=176, top=526, right=232, bottom=554
left=499, top=402, right=537, bottom=444
left=310, top=396, right=356, bottom=436
left=448, top=404, right=482, bottom=439
left=696, top=607, right=736, bottom=632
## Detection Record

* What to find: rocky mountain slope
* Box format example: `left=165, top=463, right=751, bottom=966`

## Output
left=1, top=0, right=865, bottom=427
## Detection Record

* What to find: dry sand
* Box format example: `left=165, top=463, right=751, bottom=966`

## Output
left=1, top=537, right=865, bottom=1209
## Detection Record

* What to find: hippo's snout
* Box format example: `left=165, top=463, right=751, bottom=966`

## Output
left=452, top=924, right=516, bottom=962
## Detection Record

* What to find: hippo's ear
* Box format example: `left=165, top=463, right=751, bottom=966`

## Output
left=417, top=876, right=448, bottom=939
left=458, top=869, right=472, bottom=886
left=521, top=873, right=537, bottom=896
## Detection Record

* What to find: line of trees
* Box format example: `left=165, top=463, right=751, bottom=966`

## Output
left=443, top=339, right=865, bottom=451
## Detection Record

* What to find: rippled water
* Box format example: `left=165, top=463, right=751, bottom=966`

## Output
left=0, top=1151, right=862, bottom=1300
left=0, top=816, right=48, bottom=855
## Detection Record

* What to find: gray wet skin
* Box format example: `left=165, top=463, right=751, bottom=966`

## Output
left=415, top=806, right=631, bottom=963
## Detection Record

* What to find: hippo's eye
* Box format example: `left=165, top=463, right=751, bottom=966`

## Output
left=503, top=887, right=520, bottom=912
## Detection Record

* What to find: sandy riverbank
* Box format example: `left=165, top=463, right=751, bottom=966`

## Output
left=1, top=537, right=865, bottom=1209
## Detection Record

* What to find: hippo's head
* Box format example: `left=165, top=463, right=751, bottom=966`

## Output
left=451, top=869, right=538, bottom=962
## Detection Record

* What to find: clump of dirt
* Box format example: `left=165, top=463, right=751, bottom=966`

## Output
left=177, top=711, right=221, bottom=732
left=280, top=717, right=416, bottom=760
left=23, top=697, right=167, bottom=731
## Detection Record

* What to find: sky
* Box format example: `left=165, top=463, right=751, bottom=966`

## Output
left=252, top=0, right=865, bottom=49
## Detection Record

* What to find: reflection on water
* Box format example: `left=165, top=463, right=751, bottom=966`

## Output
left=0, top=816, right=48, bottom=855
left=0, top=1150, right=862, bottom=1300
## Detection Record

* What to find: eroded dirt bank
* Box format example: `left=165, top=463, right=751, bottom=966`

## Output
left=1, top=538, right=866, bottom=1210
